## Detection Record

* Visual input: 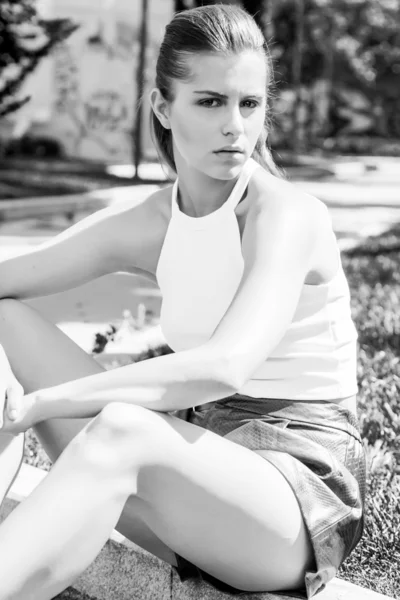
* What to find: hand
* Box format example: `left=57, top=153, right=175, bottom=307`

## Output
left=1, top=391, right=39, bottom=435
left=0, top=345, right=38, bottom=435
left=0, top=344, right=22, bottom=425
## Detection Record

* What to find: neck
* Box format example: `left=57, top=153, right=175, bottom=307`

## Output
left=178, top=173, right=237, bottom=218
left=174, top=160, right=241, bottom=218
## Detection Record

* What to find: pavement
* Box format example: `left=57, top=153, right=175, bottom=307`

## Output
left=0, top=155, right=399, bottom=356
left=2, top=464, right=395, bottom=600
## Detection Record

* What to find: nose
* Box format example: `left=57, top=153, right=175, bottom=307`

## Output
left=221, top=104, right=244, bottom=137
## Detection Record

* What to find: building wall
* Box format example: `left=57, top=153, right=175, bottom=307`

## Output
left=4, top=0, right=173, bottom=163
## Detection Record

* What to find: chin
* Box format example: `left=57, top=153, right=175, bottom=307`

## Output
left=214, top=162, right=245, bottom=180
left=209, top=156, right=246, bottom=179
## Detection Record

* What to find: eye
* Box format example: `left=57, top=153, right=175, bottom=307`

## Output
left=198, top=99, right=221, bottom=108
left=241, top=100, right=259, bottom=109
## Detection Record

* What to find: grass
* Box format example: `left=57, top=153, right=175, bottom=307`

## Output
left=22, top=226, right=400, bottom=599
left=53, top=590, right=96, bottom=600
left=336, top=229, right=400, bottom=598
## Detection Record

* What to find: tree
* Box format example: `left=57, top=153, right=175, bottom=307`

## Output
left=241, top=0, right=275, bottom=40
left=0, top=0, right=78, bottom=118
left=246, top=0, right=400, bottom=141
left=174, top=0, right=236, bottom=10
left=133, top=0, right=148, bottom=179
left=171, top=0, right=400, bottom=144
left=253, top=0, right=400, bottom=94
left=174, top=0, right=197, bottom=10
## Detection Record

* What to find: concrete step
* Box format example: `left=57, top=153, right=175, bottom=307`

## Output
left=0, top=184, right=162, bottom=221
left=0, top=464, right=394, bottom=600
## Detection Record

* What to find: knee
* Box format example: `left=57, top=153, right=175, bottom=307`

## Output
left=0, top=298, right=26, bottom=322
left=95, top=402, right=154, bottom=440
left=78, top=403, right=159, bottom=469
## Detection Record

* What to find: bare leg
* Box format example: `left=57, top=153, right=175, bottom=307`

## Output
left=0, top=402, right=313, bottom=600
left=0, top=407, right=139, bottom=599
left=0, top=298, right=176, bottom=564
left=0, top=434, right=24, bottom=503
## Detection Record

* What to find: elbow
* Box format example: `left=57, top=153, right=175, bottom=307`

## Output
left=209, top=349, right=245, bottom=395
left=215, top=345, right=262, bottom=394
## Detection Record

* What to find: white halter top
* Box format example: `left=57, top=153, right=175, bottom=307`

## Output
left=156, top=159, right=358, bottom=400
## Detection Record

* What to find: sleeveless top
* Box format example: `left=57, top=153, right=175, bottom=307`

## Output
left=156, top=158, right=358, bottom=400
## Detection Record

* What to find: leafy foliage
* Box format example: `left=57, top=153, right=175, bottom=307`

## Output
left=0, top=0, right=78, bottom=118
left=241, top=0, right=400, bottom=94
left=174, top=1, right=400, bottom=144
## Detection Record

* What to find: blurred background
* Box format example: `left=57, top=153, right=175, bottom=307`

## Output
left=1, top=0, right=399, bottom=172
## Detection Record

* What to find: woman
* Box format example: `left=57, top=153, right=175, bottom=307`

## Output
left=0, top=5, right=365, bottom=599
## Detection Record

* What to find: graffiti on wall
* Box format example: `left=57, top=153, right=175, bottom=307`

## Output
left=86, top=20, right=137, bottom=61
left=52, top=23, right=134, bottom=161
left=54, top=43, right=79, bottom=113
left=114, top=21, right=137, bottom=59
left=84, top=91, right=128, bottom=133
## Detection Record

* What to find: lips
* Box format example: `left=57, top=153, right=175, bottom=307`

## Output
left=215, top=147, right=243, bottom=153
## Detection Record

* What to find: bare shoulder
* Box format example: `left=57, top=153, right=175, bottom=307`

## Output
left=246, top=167, right=328, bottom=227
left=242, top=167, right=337, bottom=283
left=109, top=184, right=173, bottom=277
left=109, top=185, right=170, bottom=223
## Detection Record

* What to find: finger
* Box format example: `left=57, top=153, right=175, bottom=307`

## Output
left=0, top=393, right=6, bottom=429
left=5, top=386, right=21, bottom=421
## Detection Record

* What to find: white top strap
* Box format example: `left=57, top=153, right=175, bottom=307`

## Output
left=171, top=158, right=261, bottom=226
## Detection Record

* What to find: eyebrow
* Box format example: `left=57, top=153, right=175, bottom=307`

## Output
left=193, top=90, right=264, bottom=99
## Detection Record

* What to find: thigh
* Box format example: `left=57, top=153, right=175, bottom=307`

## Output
left=0, top=298, right=104, bottom=455
left=129, top=409, right=314, bottom=593
left=0, top=299, right=177, bottom=565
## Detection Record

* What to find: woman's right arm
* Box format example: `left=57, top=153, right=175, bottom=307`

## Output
left=0, top=191, right=164, bottom=300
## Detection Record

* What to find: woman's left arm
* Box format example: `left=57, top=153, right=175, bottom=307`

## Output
left=3, top=193, right=324, bottom=432
left=204, top=192, right=325, bottom=389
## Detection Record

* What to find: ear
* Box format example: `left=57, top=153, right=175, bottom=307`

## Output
left=150, top=88, right=171, bottom=130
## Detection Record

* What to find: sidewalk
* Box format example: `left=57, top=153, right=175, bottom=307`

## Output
left=1, top=155, right=399, bottom=355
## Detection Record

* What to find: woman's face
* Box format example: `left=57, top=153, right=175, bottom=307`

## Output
left=162, top=50, right=267, bottom=180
